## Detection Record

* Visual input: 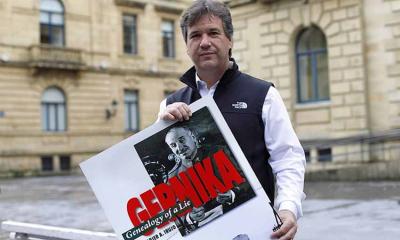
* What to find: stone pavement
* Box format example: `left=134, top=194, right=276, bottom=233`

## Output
left=1, top=175, right=400, bottom=240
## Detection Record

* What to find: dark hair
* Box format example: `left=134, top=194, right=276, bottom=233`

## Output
left=180, top=0, right=234, bottom=42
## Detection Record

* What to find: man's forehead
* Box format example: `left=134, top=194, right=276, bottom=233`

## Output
left=167, top=128, right=189, bottom=138
left=188, top=14, right=222, bottom=30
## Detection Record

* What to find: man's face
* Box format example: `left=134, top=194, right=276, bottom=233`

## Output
left=186, top=14, right=232, bottom=72
left=165, top=128, right=197, bottom=162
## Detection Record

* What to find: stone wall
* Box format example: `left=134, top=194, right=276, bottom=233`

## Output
left=364, top=0, right=400, bottom=131
left=306, top=156, right=400, bottom=181
left=0, top=0, right=191, bottom=173
left=230, top=0, right=400, bottom=168
left=231, top=0, right=369, bottom=141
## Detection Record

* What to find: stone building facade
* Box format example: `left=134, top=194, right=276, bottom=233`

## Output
left=229, top=0, right=400, bottom=172
left=0, top=0, right=191, bottom=175
left=0, top=0, right=399, bottom=176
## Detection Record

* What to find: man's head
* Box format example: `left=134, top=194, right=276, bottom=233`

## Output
left=165, top=127, right=198, bottom=162
left=180, top=0, right=233, bottom=43
left=180, top=0, right=233, bottom=73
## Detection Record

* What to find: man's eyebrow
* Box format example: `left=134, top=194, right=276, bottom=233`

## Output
left=208, top=28, right=221, bottom=32
left=189, top=30, right=200, bottom=36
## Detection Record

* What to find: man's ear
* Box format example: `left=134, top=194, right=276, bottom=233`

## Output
left=228, top=39, right=233, bottom=57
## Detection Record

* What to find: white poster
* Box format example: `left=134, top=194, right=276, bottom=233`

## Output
left=80, top=96, right=278, bottom=240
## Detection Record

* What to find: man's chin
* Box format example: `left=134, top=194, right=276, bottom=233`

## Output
left=196, top=60, right=218, bottom=69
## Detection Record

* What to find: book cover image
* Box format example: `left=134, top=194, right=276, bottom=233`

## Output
left=80, top=96, right=277, bottom=240
left=134, top=107, right=256, bottom=237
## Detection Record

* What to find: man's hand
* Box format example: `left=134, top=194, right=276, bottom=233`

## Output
left=159, top=102, right=191, bottom=121
left=270, top=210, right=297, bottom=240
left=189, top=206, right=205, bottom=222
left=216, top=191, right=233, bottom=204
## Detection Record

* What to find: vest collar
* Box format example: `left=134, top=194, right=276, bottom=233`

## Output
left=179, top=58, right=239, bottom=90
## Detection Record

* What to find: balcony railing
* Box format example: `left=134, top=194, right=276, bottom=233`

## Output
left=29, top=44, right=85, bottom=71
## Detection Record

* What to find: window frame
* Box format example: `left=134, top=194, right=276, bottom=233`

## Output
left=295, top=26, right=329, bottom=103
left=123, top=14, right=138, bottom=55
left=60, top=155, right=71, bottom=171
left=318, top=148, right=332, bottom=162
left=40, top=0, right=65, bottom=46
left=124, top=90, right=139, bottom=132
left=161, top=19, right=175, bottom=59
left=41, top=87, right=67, bottom=132
left=41, top=156, right=54, bottom=171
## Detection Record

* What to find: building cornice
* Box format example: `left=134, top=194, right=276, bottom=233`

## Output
left=226, top=0, right=257, bottom=8
left=0, top=61, right=181, bottom=79
left=114, top=0, right=146, bottom=9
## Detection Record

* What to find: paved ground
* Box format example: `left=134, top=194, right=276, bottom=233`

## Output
left=1, top=175, right=400, bottom=239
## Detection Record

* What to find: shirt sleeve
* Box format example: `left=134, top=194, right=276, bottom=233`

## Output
left=157, top=98, right=167, bottom=121
left=262, top=87, right=306, bottom=219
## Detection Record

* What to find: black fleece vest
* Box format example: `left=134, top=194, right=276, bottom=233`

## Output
left=167, top=62, right=275, bottom=203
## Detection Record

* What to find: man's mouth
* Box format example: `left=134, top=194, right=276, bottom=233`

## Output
left=178, top=147, right=188, bottom=156
left=199, top=52, right=215, bottom=56
left=179, top=152, right=187, bottom=158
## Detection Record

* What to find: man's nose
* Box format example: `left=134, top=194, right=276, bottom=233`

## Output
left=177, top=144, right=185, bottom=153
left=199, top=34, right=211, bottom=48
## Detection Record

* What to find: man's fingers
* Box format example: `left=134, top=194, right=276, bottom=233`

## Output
left=270, top=223, right=289, bottom=239
left=177, top=105, right=189, bottom=120
left=178, top=104, right=191, bottom=120
left=160, top=112, right=176, bottom=121
left=271, top=227, right=295, bottom=240
left=279, top=227, right=297, bottom=240
left=272, top=222, right=296, bottom=240
left=182, top=104, right=192, bottom=117
left=216, top=192, right=232, bottom=204
left=190, top=207, right=205, bottom=221
left=270, top=210, right=297, bottom=240
left=161, top=102, right=191, bottom=121
left=169, top=107, right=184, bottom=121
left=192, top=206, right=204, bottom=213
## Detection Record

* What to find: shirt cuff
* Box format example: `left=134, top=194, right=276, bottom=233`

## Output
left=186, top=212, right=194, bottom=225
left=278, top=201, right=299, bottom=219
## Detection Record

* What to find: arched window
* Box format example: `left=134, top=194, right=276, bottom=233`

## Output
left=40, top=0, right=65, bottom=46
left=41, top=87, right=67, bottom=131
left=296, top=25, right=329, bottom=103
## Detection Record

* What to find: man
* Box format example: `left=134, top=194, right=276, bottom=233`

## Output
left=158, top=0, right=306, bottom=239
left=164, top=126, right=255, bottom=233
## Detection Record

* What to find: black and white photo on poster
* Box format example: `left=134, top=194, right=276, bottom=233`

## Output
left=134, top=107, right=256, bottom=236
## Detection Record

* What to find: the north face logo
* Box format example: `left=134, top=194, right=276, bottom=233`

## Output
left=232, top=102, right=248, bottom=109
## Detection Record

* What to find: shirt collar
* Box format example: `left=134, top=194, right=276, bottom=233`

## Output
left=179, top=59, right=238, bottom=91
left=195, top=74, right=219, bottom=91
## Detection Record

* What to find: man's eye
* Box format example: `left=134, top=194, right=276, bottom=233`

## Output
left=170, top=143, right=176, bottom=148
left=190, top=34, right=199, bottom=39
left=210, top=31, right=220, bottom=36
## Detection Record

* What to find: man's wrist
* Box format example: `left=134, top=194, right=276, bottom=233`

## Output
left=278, top=201, right=298, bottom=219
